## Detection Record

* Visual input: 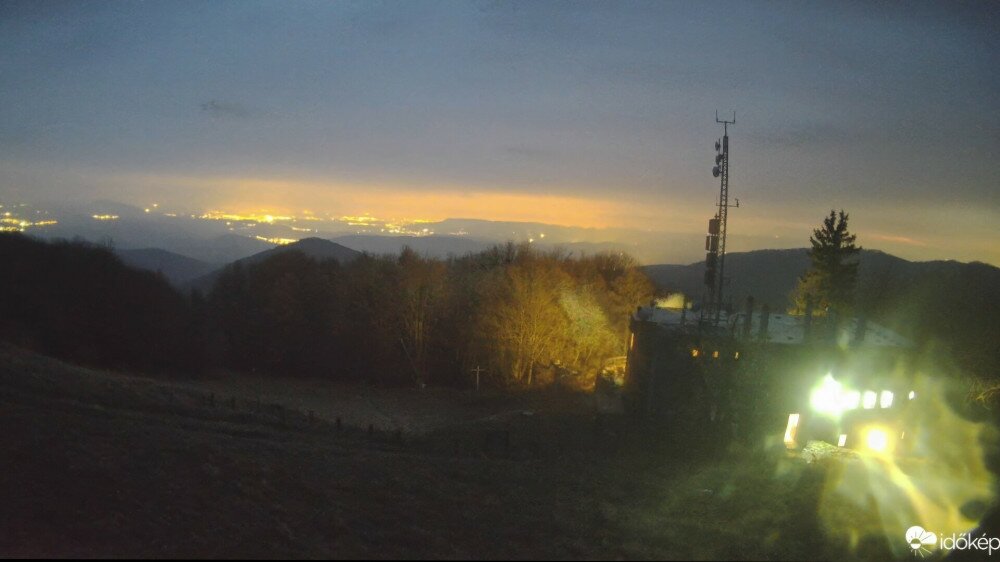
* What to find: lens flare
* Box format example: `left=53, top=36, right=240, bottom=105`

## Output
left=814, top=374, right=996, bottom=558
left=864, top=427, right=890, bottom=453
left=842, top=390, right=861, bottom=411
left=810, top=374, right=844, bottom=417
left=784, top=413, right=800, bottom=448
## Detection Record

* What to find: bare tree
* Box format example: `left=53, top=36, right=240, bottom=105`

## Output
left=397, top=247, right=447, bottom=387
left=482, top=260, right=569, bottom=385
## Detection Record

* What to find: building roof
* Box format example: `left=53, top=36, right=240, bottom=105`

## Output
left=634, top=305, right=911, bottom=348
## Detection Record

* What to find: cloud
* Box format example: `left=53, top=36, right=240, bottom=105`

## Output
left=501, top=144, right=556, bottom=161
left=200, top=100, right=251, bottom=119
left=0, top=2, right=997, bottom=265
left=748, top=121, right=854, bottom=150
left=869, top=233, right=928, bottom=248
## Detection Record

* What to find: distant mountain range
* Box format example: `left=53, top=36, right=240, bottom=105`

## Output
left=22, top=223, right=1000, bottom=379
left=329, top=234, right=638, bottom=260
left=20, top=201, right=693, bottom=264
left=238, top=237, right=361, bottom=266
left=123, top=233, right=652, bottom=290
left=642, top=248, right=1000, bottom=311
left=26, top=198, right=995, bottom=379
left=643, top=248, right=1000, bottom=379
left=115, top=248, right=217, bottom=286
left=330, top=235, right=491, bottom=257
left=14, top=199, right=996, bottom=267
left=187, top=237, right=361, bottom=293
left=168, top=234, right=274, bottom=265
left=643, top=248, right=812, bottom=309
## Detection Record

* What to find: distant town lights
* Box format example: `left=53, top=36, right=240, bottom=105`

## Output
left=253, top=235, right=296, bottom=245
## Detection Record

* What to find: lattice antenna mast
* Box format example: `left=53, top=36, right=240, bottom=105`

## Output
left=703, top=111, right=736, bottom=326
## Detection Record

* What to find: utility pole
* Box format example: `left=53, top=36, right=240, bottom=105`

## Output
left=702, top=111, right=736, bottom=326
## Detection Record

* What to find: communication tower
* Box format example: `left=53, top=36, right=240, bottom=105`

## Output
left=703, top=111, right=736, bottom=325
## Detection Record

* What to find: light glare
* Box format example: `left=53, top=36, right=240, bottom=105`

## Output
left=810, top=374, right=843, bottom=416
left=784, top=413, right=800, bottom=448
left=865, top=428, right=889, bottom=453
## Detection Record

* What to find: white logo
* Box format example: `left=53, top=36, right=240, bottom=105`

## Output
left=906, top=526, right=937, bottom=557
left=910, top=525, right=1000, bottom=556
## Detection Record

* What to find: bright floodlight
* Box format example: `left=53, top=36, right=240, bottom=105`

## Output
left=810, top=374, right=843, bottom=416
left=880, top=390, right=894, bottom=409
left=863, top=390, right=877, bottom=409
left=865, top=428, right=889, bottom=453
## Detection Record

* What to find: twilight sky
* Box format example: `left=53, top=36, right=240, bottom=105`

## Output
left=1, top=1, right=998, bottom=264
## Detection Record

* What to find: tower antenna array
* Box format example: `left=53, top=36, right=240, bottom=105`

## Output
left=703, top=110, right=735, bottom=325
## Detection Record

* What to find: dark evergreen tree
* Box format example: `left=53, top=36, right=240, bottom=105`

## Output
left=791, top=209, right=861, bottom=315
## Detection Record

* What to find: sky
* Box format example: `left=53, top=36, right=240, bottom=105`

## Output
left=1, top=0, right=998, bottom=264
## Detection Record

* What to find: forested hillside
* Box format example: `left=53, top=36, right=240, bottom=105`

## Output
left=1, top=234, right=653, bottom=388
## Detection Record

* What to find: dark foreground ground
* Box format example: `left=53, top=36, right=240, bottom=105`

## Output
left=1, top=345, right=992, bottom=560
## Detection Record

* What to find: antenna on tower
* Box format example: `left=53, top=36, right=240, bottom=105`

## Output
left=702, top=110, right=737, bottom=326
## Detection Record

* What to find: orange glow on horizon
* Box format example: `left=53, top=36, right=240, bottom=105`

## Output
left=118, top=172, right=685, bottom=230
left=55, top=168, right=1000, bottom=266
left=869, top=233, right=929, bottom=247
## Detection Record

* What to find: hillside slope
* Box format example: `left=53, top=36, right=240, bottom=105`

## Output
left=188, top=237, right=361, bottom=293
left=115, top=248, right=217, bottom=286
left=0, top=233, right=197, bottom=372
left=0, top=345, right=901, bottom=559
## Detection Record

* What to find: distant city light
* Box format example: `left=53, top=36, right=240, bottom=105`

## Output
left=253, top=235, right=297, bottom=245
left=0, top=208, right=60, bottom=232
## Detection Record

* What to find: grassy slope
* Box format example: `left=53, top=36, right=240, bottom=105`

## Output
left=1, top=346, right=894, bottom=560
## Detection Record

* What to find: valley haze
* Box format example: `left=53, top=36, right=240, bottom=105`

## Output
left=3, top=199, right=996, bottom=269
